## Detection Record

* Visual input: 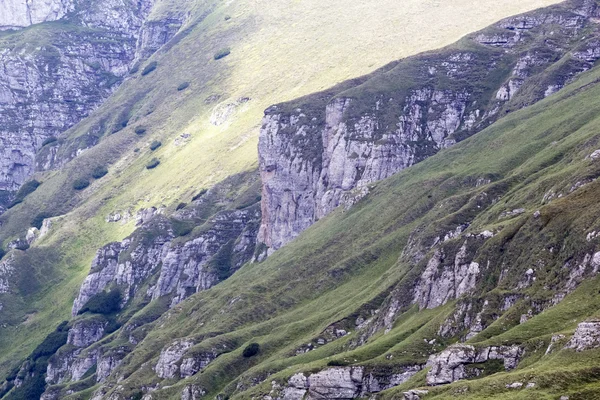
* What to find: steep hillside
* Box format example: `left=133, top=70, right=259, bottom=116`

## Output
left=73, top=44, right=600, bottom=399
left=0, top=0, right=560, bottom=388
left=36, top=29, right=600, bottom=400
left=1, top=0, right=600, bottom=398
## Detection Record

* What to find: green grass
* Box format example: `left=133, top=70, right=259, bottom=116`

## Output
left=0, top=0, right=562, bottom=392
left=78, top=59, right=600, bottom=399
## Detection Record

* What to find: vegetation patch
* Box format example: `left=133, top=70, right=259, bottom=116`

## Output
left=146, top=158, right=160, bottom=169
left=214, top=48, right=231, bottom=60
left=78, top=289, right=122, bottom=315
left=141, top=61, right=158, bottom=76
left=243, top=343, right=260, bottom=358
left=41, top=137, right=58, bottom=147
left=72, top=178, right=90, bottom=191
left=92, top=165, right=108, bottom=179
left=150, top=140, right=162, bottom=151
left=8, top=180, right=41, bottom=208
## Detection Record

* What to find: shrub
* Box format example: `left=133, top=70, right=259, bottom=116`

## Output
left=73, top=178, right=90, bottom=190
left=111, top=108, right=131, bottom=133
left=214, top=48, right=231, bottom=60
left=242, top=343, right=260, bottom=358
left=129, top=63, right=140, bottom=74
left=42, top=137, right=58, bottom=146
left=141, top=61, right=158, bottom=76
left=92, top=165, right=108, bottom=179
left=146, top=158, right=160, bottom=169
left=176, top=202, right=187, bottom=211
left=171, top=218, right=194, bottom=237
left=150, top=140, right=162, bottom=151
left=79, top=289, right=122, bottom=315
left=31, top=212, right=51, bottom=229
left=31, top=321, right=69, bottom=360
left=9, top=179, right=41, bottom=208
left=177, top=82, right=190, bottom=91
left=327, top=360, right=349, bottom=367
left=135, top=126, right=147, bottom=135
left=192, top=189, right=208, bottom=201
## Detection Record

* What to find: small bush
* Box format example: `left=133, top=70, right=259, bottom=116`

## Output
left=242, top=343, right=260, bottom=358
left=327, top=360, right=349, bottom=367
left=150, top=140, right=162, bottom=151
left=214, top=48, right=231, bottom=60
left=31, top=212, right=51, bottom=229
left=146, top=158, right=160, bottom=169
left=42, top=137, right=58, bottom=146
left=171, top=218, right=194, bottom=237
left=92, top=165, right=108, bottom=179
left=79, top=289, right=122, bottom=315
left=177, top=82, right=190, bottom=91
left=141, top=61, right=158, bottom=76
left=73, top=178, right=90, bottom=190
left=129, top=63, right=140, bottom=74
left=176, top=202, right=187, bottom=211
left=31, top=321, right=69, bottom=360
left=135, top=126, right=147, bottom=135
left=192, top=189, right=208, bottom=201
left=9, top=179, right=41, bottom=208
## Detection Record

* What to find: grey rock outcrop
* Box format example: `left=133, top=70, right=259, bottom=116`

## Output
left=0, top=0, right=188, bottom=197
left=258, top=0, right=600, bottom=251
left=566, top=320, right=600, bottom=351
left=426, top=344, right=523, bottom=386
left=72, top=206, right=260, bottom=316
left=67, top=319, right=107, bottom=347
left=274, top=366, right=421, bottom=400
left=0, top=0, right=73, bottom=30
left=413, top=241, right=480, bottom=310
left=155, top=339, right=194, bottom=379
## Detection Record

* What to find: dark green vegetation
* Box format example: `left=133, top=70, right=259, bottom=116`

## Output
left=242, top=343, right=260, bottom=358
left=78, top=290, right=122, bottom=315
left=214, top=47, right=231, bottom=60
left=146, top=158, right=160, bottom=169
left=1, top=322, right=68, bottom=400
left=141, top=61, right=158, bottom=76
left=92, top=166, right=108, bottom=179
left=8, top=180, right=40, bottom=208
left=150, top=140, right=162, bottom=151
left=72, top=178, right=90, bottom=191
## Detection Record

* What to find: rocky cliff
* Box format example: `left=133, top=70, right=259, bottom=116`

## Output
left=0, top=0, right=73, bottom=30
left=24, top=174, right=262, bottom=399
left=0, top=0, right=185, bottom=200
left=258, top=0, right=600, bottom=251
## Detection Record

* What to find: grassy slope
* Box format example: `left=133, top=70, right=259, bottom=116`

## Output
left=0, top=0, right=560, bottom=375
left=87, top=57, right=600, bottom=399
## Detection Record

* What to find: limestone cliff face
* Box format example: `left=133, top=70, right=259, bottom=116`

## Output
left=258, top=0, right=600, bottom=251
left=72, top=206, right=260, bottom=316
left=0, top=0, right=186, bottom=196
left=0, top=0, right=73, bottom=30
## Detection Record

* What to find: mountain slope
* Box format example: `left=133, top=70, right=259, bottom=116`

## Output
left=0, top=0, right=561, bottom=385
left=1, top=0, right=600, bottom=399
left=84, top=47, right=600, bottom=400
